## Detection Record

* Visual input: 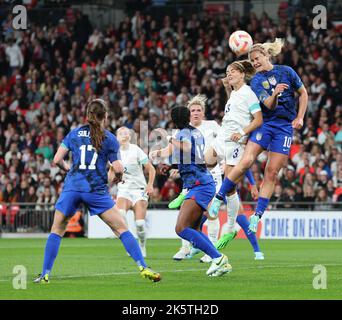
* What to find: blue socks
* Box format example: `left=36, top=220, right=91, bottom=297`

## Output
left=237, top=215, right=260, bottom=252
left=42, top=233, right=62, bottom=276
left=120, top=231, right=147, bottom=268
left=255, top=197, right=270, bottom=218
left=178, top=227, right=221, bottom=259
left=217, top=178, right=236, bottom=201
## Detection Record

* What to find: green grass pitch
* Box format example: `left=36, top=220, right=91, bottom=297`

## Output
left=0, top=238, right=341, bottom=300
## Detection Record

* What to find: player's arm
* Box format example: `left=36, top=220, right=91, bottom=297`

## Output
left=53, top=145, right=70, bottom=172
left=245, top=169, right=258, bottom=200
left=263, top=83, right=289, bottom=110
left=143, top=161, right=156, bottom=195
left=108, top=160, right=124, bottom=184
left=292, top=85, right=308, bottom=129
left=221, top=76, right=232, bottom=99
left=231, top=111, right=263, bottom=142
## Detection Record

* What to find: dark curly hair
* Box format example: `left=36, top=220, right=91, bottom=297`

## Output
left=171, top=106, right=190, bottom=129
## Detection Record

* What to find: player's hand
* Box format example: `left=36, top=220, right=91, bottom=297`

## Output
left=251, top=185, right=259, bottom=200
left=273, top=83, right=289, bottom=96
left=149, top=150, right=159, bottom=160
left=221, top=76, right=230, bottom=88
left=230, top=132, right=242, bottom=142
left=169, top=169, right=180, bottom=179
left=64, top=163, right=70, bottom=172
left=292, top=117, right=304, bottom=129
left=146, top=184, right=154, bottom=196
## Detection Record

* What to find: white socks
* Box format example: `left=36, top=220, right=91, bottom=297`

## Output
left=226, top=192, right=240, bottom=233
left=135, top=219, right=146, bottom=245
left=181, top=239, right=191, bottom=251
left=206, top=218, right=220, bottom=244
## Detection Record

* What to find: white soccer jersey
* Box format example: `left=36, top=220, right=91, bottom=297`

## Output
left=220, top=84, right=261, bottom=144
left=192, top=120, right=222, bottom=177
left=117, top=143, right=148, bottom=191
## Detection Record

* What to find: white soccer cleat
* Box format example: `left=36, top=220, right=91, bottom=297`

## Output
left=206, top=254, right=231, bottom=276
left=200, top=254, right=212, bottom=263
left=254, top=251, right=264, bottom=260
left=173, top=247, right=191, bottom=260
left=185, top=247, right=201, bottom=259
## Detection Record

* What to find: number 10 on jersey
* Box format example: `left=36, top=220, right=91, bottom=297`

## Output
left=79, top=145, right=98, bottom=170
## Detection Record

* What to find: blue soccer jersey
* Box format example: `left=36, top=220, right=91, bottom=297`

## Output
left=250, top=65, right=303, bottom=123
left=61, top=125, right=120, bottom=193
left=173, top=126, right=214, bottom=189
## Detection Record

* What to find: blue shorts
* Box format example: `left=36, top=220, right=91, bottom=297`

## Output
left=55, top=191, right=115, bottom=217
left=185, top=182, right=216, bottom=211
left=249, top=119, right=293, bottom=155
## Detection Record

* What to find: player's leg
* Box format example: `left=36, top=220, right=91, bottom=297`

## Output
left=249, top=151, right=288, bottom=233
left=133, top=198, right=148, bottom=258
left=175, top=185, right=231, bottom=276
left=34, top=191, right=79, bottom=283
left=208, top=141, right=264, bottom=217
left=214, top=165, right=240, bottom=250
left=116, top=193, right=133, bottom=226
left=99, top=205, right=160, bottom=282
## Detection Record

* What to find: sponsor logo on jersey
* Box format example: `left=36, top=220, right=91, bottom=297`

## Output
left=256, top=132, right=262, bottom=141
left=268, top=76, right=277, bottom=86
left=262, top=81, right=270, bottom=89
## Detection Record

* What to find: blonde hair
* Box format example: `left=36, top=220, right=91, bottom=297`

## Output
left=187, top=94, right=207, bottom=112
left=228, top=60, right=255, bottom=81
left=248, top=38, right=285, bottom=59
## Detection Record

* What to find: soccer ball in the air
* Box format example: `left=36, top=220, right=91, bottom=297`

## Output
left=228, top=30, right=253, bottom=55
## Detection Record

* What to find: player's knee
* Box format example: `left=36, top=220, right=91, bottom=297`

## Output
left=264, top=166, right=279, bottom=181
left=175, top=224, right=185, bottom=235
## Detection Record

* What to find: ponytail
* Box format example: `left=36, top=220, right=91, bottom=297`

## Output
left=86, top=98, right=107, bottom=152
left=249, top=38, right=285, bottom=59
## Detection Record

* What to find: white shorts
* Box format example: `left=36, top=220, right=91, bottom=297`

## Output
left=213, top=138, right=245, bottom=166
left=117, top=189, right=149, bottom=206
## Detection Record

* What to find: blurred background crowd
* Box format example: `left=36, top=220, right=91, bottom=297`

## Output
left=0, top=0, right=341, bottom=212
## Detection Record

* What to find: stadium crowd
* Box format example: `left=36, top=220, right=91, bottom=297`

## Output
left=0, top=4, right=341, bottom=215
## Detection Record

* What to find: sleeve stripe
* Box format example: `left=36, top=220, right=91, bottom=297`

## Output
left=249, top=103, right=261, bottom=113
left=139, top=157, right=149, bottom=165
left=61, top=143, right=69, bottom=150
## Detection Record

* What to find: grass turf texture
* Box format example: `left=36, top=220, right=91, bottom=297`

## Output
left=0, top=238, right=341, bottom=300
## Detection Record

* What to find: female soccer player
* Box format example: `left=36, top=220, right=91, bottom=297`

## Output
left=116, top=126, right=156, bottom=258
left=203, top=60, right=264, bottom=259
left=34, top=98, right=160, bottom=283
left=171, top=95, right=223, bottom=262
left=209, top=39, right=308, bottom=234
left=150, top=106, right=231, bottom=277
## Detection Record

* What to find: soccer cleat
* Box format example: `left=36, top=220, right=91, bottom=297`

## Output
left=168, top=192, right=186, bottom=209
left=200, top=254, right=212, bottom=263
left=208, top=197, right=222, bottom=218
left=173, top=247, right=190, bottom=260
left=139, top=266, right=161, bottom=282
left=215, top=231, right=237, bottom=250
left=249, top=214, right=261, bottom=233
left=206, top=254, right=230, bottom=276
left=209, top=263, right=232, bottom=277
left=33, top=274, right=49, bottom=284
left=185, top=247, right=201, bottom=259
left=254, top=251, right=265, bottom=260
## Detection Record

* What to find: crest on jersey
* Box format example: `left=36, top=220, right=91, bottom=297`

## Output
left=256, top=132, right=262, bottom=141
left=262, top=81, right=270, bottom=89
left=268, top=76, right=277, bottom=86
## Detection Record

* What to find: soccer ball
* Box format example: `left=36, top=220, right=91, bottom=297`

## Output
left=228, top=30, right=253, bottom=55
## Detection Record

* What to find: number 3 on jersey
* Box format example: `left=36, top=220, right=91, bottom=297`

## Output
left=79, top=145, right=98, bottom=170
